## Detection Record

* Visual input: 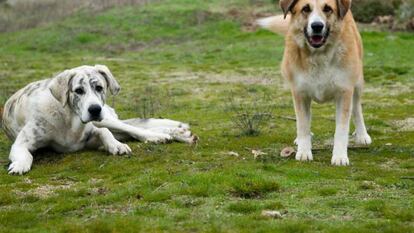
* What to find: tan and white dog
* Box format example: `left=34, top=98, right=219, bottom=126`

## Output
left=2, top=65, right=197, bottom=174
left=258, top=0, right=371, bottom=165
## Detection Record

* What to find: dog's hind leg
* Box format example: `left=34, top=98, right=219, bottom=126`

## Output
left=123, top=118, right=197, bottom=144
left=352, top=86, right=372, bottom=145
left=96, top=107, right=197, bottom=144
left=93, top=112, right=173, bottom=144
left=122, top=118, right=190, bottom=130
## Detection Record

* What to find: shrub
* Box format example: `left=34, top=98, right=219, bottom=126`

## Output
left=396, top=0, right=414, bottom=20
left=229, top=177, right=280, bottom=199
left=351, top=0, right=398, bottom=23
left=130, top=85, right=166, bottom=119
left=394, top=0, right=414, bottom=30
left=226, top=92, right=274, bottom=136
left=271, top=0, right=403, bottom=24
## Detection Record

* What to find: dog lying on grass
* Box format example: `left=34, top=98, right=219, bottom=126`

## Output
left=2, top=65, right=197, bottom=175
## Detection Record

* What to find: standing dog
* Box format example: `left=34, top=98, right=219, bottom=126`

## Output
left=2, top=65, right=197, bottom=174
left=258, top=0, right=371, bottom=165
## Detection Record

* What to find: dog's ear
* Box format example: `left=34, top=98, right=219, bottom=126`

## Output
left=280, top=0, right=299, bottom=19
left=336, top=0, right=351, bottom=19
left=95, top=64, right=120, bottom=95
left=49, top=69, right=76, bottom=107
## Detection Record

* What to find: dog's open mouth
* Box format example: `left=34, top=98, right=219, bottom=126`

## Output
left=309, top=35, right=325, bottom=47
left=305, top=28, right=330, bottom=48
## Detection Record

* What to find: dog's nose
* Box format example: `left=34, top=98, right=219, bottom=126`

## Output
left=88, top=104, right=102, bottom=117
left=311, top=22, right=324, bottom=33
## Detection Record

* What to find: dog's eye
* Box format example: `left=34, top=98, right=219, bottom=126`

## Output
left=75, top=88, right=85, bottom=95
left=323, top=5, right=333, bottom=14
left=95, top=86, right=103, bottom=92
left=302, top=5, right=311, bottom=13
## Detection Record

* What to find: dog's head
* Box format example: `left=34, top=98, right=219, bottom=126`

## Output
left=280, top=0, right=351, bottom=49
left=49, top=65, right=120, bottom=123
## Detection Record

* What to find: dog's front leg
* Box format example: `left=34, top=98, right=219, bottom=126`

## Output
left=332, top=89, right=353, bottom=166
left=8, top=125, right=39, bottom=175
left=292, top=91, right=313, bottom=161
left=93, top=127, right=132, bottom=155
left=352, top=86, right=372, bottom=145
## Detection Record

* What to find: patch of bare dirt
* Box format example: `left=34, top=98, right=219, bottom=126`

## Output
left=1, top=0, right=156, bottom=33
left=364, top=84, right=412, bottom=97
left=88, top=187, right=109, bottom=196
left=379, top=160, right=401, bottom=171
left=393, top=118, right=414, bottom=132
left=88, top=178, right=104, bottom=185
left=104, top=37, right=191, bottom=54
left=163, top=69, right=281, bottom=86
left=99, top=204, right=135, bottom=215
left=14, top=181, right=75, bottom=199
left=225, top=7, right=275, bottom=32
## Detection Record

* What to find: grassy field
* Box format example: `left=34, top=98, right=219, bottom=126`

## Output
left=0, top=0, right=413, bottom=232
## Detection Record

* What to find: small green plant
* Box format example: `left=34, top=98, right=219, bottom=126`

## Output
left=227, top=201, right=261, bottom=213
left=229, top=176, right=280, bottom=199
left=226, top=92, right=274, bottom=136
left=318, top=187, right=339, bottom=196
left=130, top=85, right=169, bottom=119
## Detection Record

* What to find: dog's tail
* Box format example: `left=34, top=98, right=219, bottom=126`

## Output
left=256, top=15, right=290, bottom=35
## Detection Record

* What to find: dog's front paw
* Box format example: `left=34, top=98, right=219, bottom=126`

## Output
left=331, top=155, right=349, bottom=166
left=144, top=133, right=172, bottom=144
left=295, top=150, right=313, bottom=161
left=107, top=142, right=132, bottom=155
left=8, top=160, right=32, bottom=175
left=353, top=132, right=372, bottom=145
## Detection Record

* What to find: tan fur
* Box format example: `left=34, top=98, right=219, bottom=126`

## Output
left=256, top=15, right=291, bottom=35
left=259, top=0, right=371, bottom=166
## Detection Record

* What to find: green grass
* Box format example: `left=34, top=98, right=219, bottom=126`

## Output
left=0, top=0, right=413, bottom=232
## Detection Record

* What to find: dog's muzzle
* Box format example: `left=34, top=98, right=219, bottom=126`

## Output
left=88, top=104, right=103, bottom=122
left=305, top=23, right=330, bottom=49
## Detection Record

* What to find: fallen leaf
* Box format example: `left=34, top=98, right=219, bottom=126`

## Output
left=227, top=151, right=239, bottom=157
left=261, top=210, right=283, bottom=219
left=252, top=149, right=267, bottom=159
left=280, top=147, right=296, bottom=157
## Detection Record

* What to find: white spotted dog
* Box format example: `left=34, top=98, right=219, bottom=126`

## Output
left=258, top=0, right=372, bottom=166
left=2, top=65, right=197, bottom=175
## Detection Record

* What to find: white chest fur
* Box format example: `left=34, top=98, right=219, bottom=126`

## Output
left=50, top=118, right=94, bottom=153
left=294, top=66, right=349, bottom=103
left=291, top=46, right=351, bottom=103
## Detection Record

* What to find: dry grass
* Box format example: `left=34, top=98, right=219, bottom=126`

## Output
left=0, top=0, right=153, bottom=32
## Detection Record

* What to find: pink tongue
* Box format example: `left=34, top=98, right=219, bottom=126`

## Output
left=311, top=36, right=323, bottom=44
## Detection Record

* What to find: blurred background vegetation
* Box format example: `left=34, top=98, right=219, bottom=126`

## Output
left=0, top=0, right=413, bottom=33
left=262, top=0, right=414, bottom=30
left=0, top=0, right=153, bottom=32
left=352, top=0, right=414, bottom=30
